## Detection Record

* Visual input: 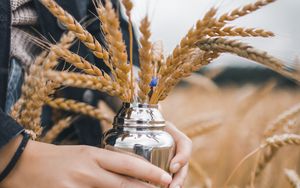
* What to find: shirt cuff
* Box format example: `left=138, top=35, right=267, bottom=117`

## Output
left=0, top=110, right=24, bottom=149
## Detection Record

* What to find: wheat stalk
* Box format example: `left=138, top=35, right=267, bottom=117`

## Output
left=51, top=45, right=108, bottom=76
left=41, top=116, right=74, bottom=143
left=122, top=0, right=134, bottom=101
left=150, top=1, right=278, bottom=104
left=196, top=37, right=300, bottom=82
left=218, top=0, right=276, bottom=23
left=11, top=59, right=49, bottom=136
left=138, top=16, right=153, bottom=102
left=96, top=0, right=130, bottom=100
left=149, top=8, right=219, bottom=103
left=39, top=0, right=115, bottom=73
left=183, top=118, right=221, bottom=138
left=254, top=134, right=300, bottom=178
left=284, top=169, right=300, bottom=188
left=152, top=51, right=219, bottom=103
left=46, top=97, right=112, bottom=123
left=44, top=70, right=126, bottom=100
left=160, top=8, right=218, bottom=80
left=44, top=31, right=76, bottom=70
left=264, top=103, right=300, bottom=137
left=151, top=41, right=164, bottom=77
left=209, top=27, right=274, bottom=38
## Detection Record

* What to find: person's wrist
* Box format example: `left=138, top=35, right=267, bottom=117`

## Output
left=0, top=135, right=23, bottom=172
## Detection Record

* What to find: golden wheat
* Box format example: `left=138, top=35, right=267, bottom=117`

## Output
left=138, top=16, right=153, bottom=102
left=44, top=31, right=76, bottom=70
left=41, top=116, right=74, bottom=143
left=153, top=51, right=219, bottom=102
left=39, top=0, right=113, bottom=69
left=284, top=169, right=300, bottom=188
left=44, top=70, right=125, bottom=99
left=264, top=103, right=300, bottom=137
left=183, top=118, right=221, bottom=139
left=121, top=0, right=134, bottom=101
left=210, top=27, right=274, bottom=38
left=254, top=134, right=300, bottom=178
left=218, top=0, right=277, bottom=23
left=46, top=97, right=112, bottom=123
left=196, top=37, right=300, bottom=82
left=96, top=0, right=130, bottom=100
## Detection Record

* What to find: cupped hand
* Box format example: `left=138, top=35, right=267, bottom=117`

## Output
left=166, top=122, right=193, bottom=188
left=0, top=139, right=172, bottom=188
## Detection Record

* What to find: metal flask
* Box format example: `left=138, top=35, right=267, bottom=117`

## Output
left=101, top=102, right=175, bottom=181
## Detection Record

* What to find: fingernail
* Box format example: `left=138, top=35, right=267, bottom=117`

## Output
left=161, top=173, right=172, bottom=184
left=170, top=163, right=181, bottom=173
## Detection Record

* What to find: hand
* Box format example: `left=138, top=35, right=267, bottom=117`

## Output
left=0, top=140, right=172, bottom=188
left=166, top=122, right=192, bottom=188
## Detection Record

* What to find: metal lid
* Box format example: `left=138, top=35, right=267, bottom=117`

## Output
left=113, top=103, right=166, bottom=127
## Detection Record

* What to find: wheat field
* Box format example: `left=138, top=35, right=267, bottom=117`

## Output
left=160, top=81, right=300, bottom=188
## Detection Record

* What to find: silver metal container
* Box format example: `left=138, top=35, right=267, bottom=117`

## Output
left=101, top=102, right=175, bottom=174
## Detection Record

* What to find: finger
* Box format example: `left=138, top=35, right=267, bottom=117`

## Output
left=93, top=168, right=157, bottom=188
left=165, top=122, right=192, bottom=174
left=169, top=164, right=189, bottom=188
left=95, top=149, right=172, bottom=186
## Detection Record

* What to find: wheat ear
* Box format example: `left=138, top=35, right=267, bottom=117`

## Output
left=96, top=0, right=130, bottom=100
left=10, top=52, right=48, bottom=119
left=196, top=37, right=300, bottom=82
left=254, top=134, right=300, bottom=178
left=210, top=27, right=274, bottom=38
left=122, top=0, right=134, bottom=101
left=151, top=51, right=219, bottom=103
left=219, top=0, right=276, bottom=22
left=12, top=52, right=48, bottom=134
left=183, top=118, right=221, bottom=138
left=41, top=116, right=74, bottom=143
left=17, top=65, right=46, bottom=136
left=138, top=16, right=153, bottom=102
left=44, top=31, right=76, bottom=70
left=39, top=0, right=113, bottom=70
left=44, top=70, right=126, bottom=100
left=284, top=169, right=300, bottom=188
left=264, top=103, right=300, bottom=137
left=161, top=8, right=217, bottom=79
left=46, top=97, right=112, bottom=123
left=51, top=45, right=105, bottom=76
left=150, top=9, right=218, bottom=103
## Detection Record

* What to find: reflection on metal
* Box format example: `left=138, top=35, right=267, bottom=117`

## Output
left=102, top=103, right=175, bottom=187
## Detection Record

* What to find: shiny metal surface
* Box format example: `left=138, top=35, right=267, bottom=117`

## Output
left=101, top=103, right=175, bottom=187
left=113, top=103, right=165, bottom=127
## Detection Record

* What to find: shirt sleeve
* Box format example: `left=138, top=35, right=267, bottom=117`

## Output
left=0, top=108, right=24, bottom=149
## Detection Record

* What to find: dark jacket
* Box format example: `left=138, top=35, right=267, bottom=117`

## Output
left=0, top=0, right=139, bottom=148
